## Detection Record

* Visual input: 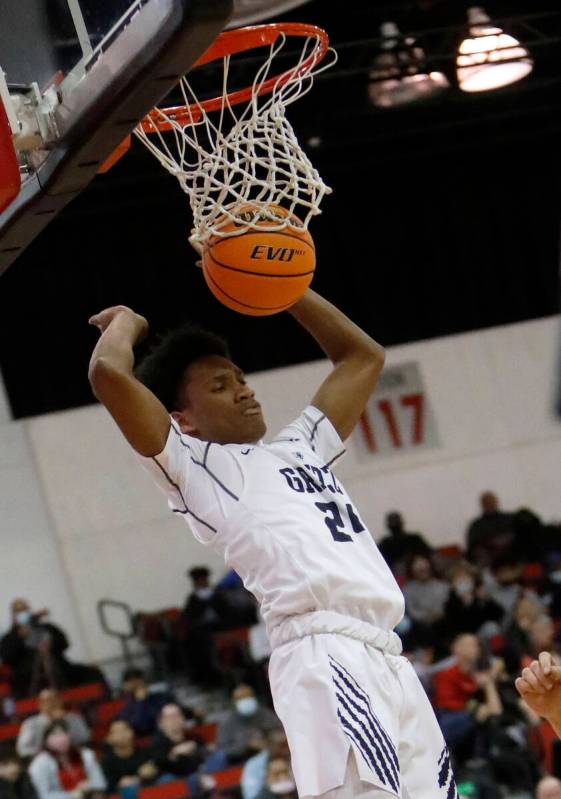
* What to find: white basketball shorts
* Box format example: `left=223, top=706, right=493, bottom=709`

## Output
left=268, top=611, right=458, bottom=799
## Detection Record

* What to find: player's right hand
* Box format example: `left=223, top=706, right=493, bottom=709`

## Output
left=88, top=305, right=148, bottom=339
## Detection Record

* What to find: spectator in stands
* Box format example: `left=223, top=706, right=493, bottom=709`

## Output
left=0, top=600, right=104, bottom=698
left=16, top=688, right=90, bottom=758
left=503, top=596, right=544, bottom=675
left=438, top=562, right=504, bottom=647
left=515, top=652, right=561, bottom=738
left=0, top=751, right=38, bottom=799
left=403, top=555, right=449, bottom=647
left=377, top=512, right=431, bottom=574
left=118, top=668, right=177, bottom=737
left=213, top=570, right=258, bottom=629
left=217, top=684, right=280, bottom=766
left=487, top=555, right=543, bottom=623
left=100, top=719, right=159, bottom=793
left=535, top=776, right=561, bottom=799
left=29, top=719, right=106, bottom=799
left=150, top=703, right=204, bottom=780
left=523, top=616, right=561, bottom=664
left=255, top=757, right=296, bottom=799
left=182, top=567, right=222, bottom=687
left=241, top=728, right=290, bottom=799
left=433, top=633, right=503, bottom=758
left=466, top=491, right=513, bottom=567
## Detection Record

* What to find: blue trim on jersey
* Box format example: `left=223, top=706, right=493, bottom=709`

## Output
left=308, top=413, right=326, bottom=452
left=337, top=709, right=390, bottom=789
left=151, top=457, right=217, bottom=533
left=170, top=423, right=191, bottom=449
left=322, top=450, right=346, bottom=469
left=270, top=437, right=302, bottom=444
left=190, top=442, right=239, bottom=501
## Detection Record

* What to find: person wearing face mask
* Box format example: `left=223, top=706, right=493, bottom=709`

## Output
left=437, top=564, right=504, bottom=650
left=181, top=568, right=223, bottom=688
left=255, top=757, right=297, bottom=799
left=217, top=685, right=280, bottom=766
left=28, top=720, right=106, bottom=799
left=0, top=600, right=105, bottom=699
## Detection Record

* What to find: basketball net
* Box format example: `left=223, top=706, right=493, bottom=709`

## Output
left=134, top=27, right=336, bottom=241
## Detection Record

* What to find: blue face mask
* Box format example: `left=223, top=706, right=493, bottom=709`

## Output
left=236, top=696, right=258, bottom=716
left=394, top=615, right=412, bottom=635
left=15, top=611, right=31, bottom=626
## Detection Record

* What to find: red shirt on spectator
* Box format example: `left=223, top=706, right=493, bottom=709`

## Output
left=433, top=665, right=478, bottom=711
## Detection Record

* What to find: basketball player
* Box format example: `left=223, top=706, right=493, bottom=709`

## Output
left=516, top=651, right=561, bottom=738
left=88, top=288, right=457, bottom=799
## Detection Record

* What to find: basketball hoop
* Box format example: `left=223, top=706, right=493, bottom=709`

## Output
left=133, top=23, right=336, bottom=240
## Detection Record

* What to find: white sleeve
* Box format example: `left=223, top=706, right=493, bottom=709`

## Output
left=138, top=418, right=244, bottom=542
left=271, top=405, right=346, bottom=467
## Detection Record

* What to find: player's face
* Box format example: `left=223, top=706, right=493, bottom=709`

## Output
left=174, top=355, right=267, bottom=444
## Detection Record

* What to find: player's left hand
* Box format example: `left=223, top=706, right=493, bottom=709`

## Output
left=515, top=651, right=561, bottom=719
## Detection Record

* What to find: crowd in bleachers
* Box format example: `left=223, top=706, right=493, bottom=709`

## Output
left=0, top=490, right=560, bottom=799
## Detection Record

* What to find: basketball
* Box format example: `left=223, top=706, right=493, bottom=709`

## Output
left=202, top=205, right=315, bottom=316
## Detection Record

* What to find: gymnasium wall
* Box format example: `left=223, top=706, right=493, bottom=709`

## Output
left=1, top=314, right=560, bottom=663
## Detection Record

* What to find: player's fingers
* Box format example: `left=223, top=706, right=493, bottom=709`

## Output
left=539, top=651, right=553, bottom=675
left=520, top=666, right=542, bottom=691
left=188, top=235, right=204, bottom=256
left=530, top=660, right=553, bottom=689
left=515, top=676, right=529, bottom=695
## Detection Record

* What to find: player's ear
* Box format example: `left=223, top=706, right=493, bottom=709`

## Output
left=171, top=410, right=198, bottom=436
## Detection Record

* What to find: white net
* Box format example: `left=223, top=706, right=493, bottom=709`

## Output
left=134, top=30, right=336, bottom=241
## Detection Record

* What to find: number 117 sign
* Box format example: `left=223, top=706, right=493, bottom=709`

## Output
left=354, top=361, right=440, bottom=459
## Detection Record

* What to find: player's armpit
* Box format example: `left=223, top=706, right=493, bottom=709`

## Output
left=311, top=350, right=384, bottom=441
left=89, top=358, right=170, bottom=456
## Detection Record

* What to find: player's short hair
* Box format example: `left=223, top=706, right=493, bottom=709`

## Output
left=135, top=323, right=230, bottom=411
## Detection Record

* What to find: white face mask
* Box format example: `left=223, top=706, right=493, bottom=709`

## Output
left=269, top=779, right=296, bottom=795
left=454, top=579, right=474, bottom=596
left=15, top=610, right=31, bottom=626
left=195, top=588, right=213, bottom=600
left=235, top=696, right=258, bottom=716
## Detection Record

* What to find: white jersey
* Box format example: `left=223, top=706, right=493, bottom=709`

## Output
left=141, top=405, right=404, bottom=640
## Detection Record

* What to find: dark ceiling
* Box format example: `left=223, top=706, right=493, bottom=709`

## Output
left=0, top=0, right=560, bottom=419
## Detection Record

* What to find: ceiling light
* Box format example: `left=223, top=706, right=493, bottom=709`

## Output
left=457, top=6, right=533, bottom=92
left=368, top=21, right=449, bottom=109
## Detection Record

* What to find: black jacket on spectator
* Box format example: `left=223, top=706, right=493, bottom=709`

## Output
left=0, top=623, right=102, bottom=698
left=100, top=746, right=153, bottom=792
left=378, top=533, right=431, bottom=572
left=439, top=592, right=504, bottom=644
left=0, top=775, right=38, bottom=799
left=150, top=732, right=203, bottom=778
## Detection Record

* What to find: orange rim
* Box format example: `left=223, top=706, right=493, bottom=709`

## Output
left=140, top=22, right=329, bottom=133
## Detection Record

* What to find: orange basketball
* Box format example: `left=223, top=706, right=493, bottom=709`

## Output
left=202, top=205, right=315, bottom=316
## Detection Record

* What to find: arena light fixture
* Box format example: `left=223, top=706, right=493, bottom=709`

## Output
left=457, top=7, right=533, bottom=92
left=368, top=21, right=449, bottom=109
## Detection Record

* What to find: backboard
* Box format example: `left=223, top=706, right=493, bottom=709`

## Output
left=0, top=0, right=232, bottom=276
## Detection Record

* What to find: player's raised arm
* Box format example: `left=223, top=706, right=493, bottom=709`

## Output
left=88, top=306, right=170, bottom=456
left=288, top=289, right=385, bottom=441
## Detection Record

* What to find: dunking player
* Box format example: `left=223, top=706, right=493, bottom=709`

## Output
left=88, top=287, right=457, bottom=799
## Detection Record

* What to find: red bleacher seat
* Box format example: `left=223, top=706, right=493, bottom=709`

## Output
left=62, top=682, right=105, bottom=705
left=0, top=682, right=11, bottom=700
left=139, top=780, right=190, bottom=799
left=96, top=698, right=127, bottom=725
left=212, top=766, right=243, bottom=789
left=13, top=697, right=39, bottom=717
left=91, top=698, right=127, bottom=743
left=189, top=723, right=217, bottom=745
left=0, top=722, right=20, bottom=742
